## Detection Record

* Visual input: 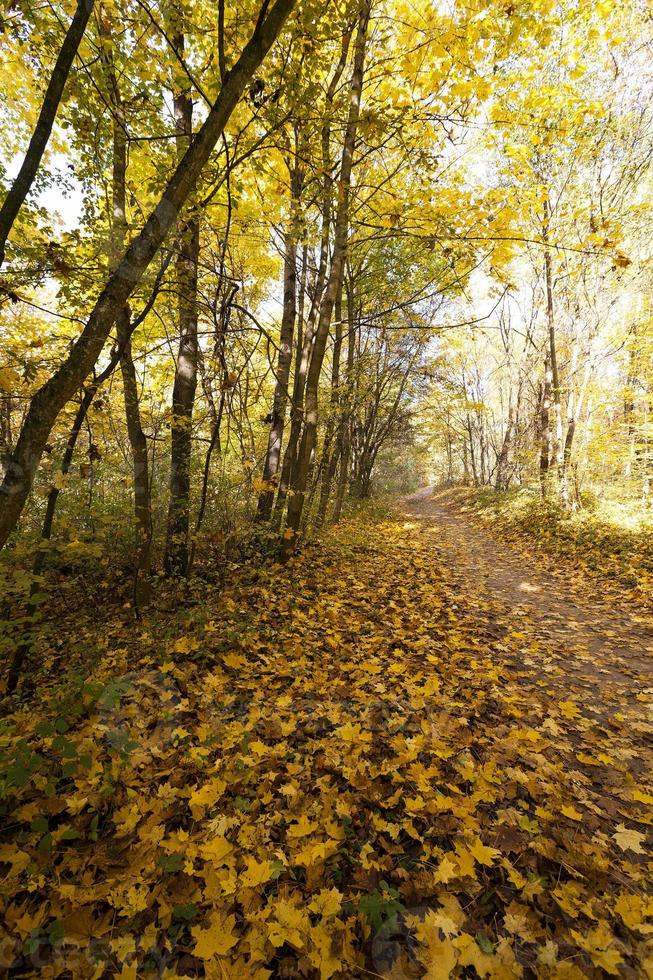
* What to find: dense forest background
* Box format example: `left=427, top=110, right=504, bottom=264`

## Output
left=0, top=0, right=652, bottom=977
left=2, top=0, right=651, bottom=589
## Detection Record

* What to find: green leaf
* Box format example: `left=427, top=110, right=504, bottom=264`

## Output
left=173, top=902, right=198, bottom=921
left=60, top=827, right=82, bottom=841
left=476, top=932, right=494, bottom=954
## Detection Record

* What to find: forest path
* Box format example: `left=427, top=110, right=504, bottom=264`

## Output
left=3, top=498, right=653, bottom=976
left=402, top=486, right=653, bottom=720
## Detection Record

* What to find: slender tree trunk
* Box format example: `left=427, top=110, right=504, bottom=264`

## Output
left=462, top=438, right=471, bottom=485
left=466, top=413, right=478, bottom=485
left=0, top=0, right=94, bottom=267
left=6, top=339, right=126, bottom=692
left=282, top=0, right=370, bottom=557
left=165, top=18, right=200, bottom=576
left=117, top=311, right=152, bottom=571
left=7, top=387, right=96, bottom=693
left=0, top=0, right=295, bottom=552
left=257, top=151, right=303, bottom=521
left=495, top=402, right=514, bottom=491
left=99, top=6, right=152, bottom=574
left=316, top=283, right=343, bottom=523
left=543, top=202, right=565, bottom=503
left=332, top=280, right=356, bottom=523
left=273, top=287, right=316, bottom=524
left=0, top=396, right=12, bottom=474
left=624, top=339, right=638, bottom=480
left=273, top=35, right=351, bottom=525
left=539, top=354, right=552, bottom=494
left=479, top=415, right=487, bottom=485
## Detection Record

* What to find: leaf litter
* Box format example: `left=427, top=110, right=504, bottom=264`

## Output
left=0, top=513, right=652, bottom=978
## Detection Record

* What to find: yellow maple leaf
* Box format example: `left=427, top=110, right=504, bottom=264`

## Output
left=453, top=843, right=475, bottom=878
left=172, top=636, right=199, bottom=655
left=308, top=887, right=343, bottom=918
left=633, top=789, right=653, bottom=805
left=418, top=933, right=458, bottom=978
left=558, top=700, right=581, bottom=719
left=336, top=721, right=371, bottom=742
left=469, top=837, right=500, bottom=866
left=614, top=892, right=653, bottom=933
left=454, top=932, right=495, bottom=976
left=434, top=854, right=457, bottom=883
left=248, top=739, right=268, bottom=757
left=267, top=901, right=307, bottom=949
left=571, top=925, right=623, bottom=976
left=308, top=923, right=342, bottom=979
left=294, top=839, right=338, bottom=868
left=200, top=835, right=234, bottom=864
left=192, top=911, right=238, bottom=959
left=561, top=804, right=583, bottom=821
left=115, top=966, right=137, bottom=980
left=189, top=779, right=227, bottom=819
left=287, top=815, right=318, bottom=838
left=240, top=856, right=274, bottom=888
left=612, top=824, right=646, bottom=854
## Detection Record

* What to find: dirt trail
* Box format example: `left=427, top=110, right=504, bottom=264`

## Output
left=402, top=487, right=653, bottom=718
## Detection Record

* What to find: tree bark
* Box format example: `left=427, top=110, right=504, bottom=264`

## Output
left=99, top=5, right=152, bottom=574
left=0, top=395, right=12, bottom=474
left=539, top=355, right=552, bottom=494
left=257, top=148, right=303, bottom=521
left=316, top=283, right=344, bottom=523
left=0, top=0, right=296, bottom=552
left=164, top=17, right=200, bottom=576
left=0, top=0, right=94, bottom=268
left=495, top=402, right=514, bottom=491
left=273, top=33, right=351, bottom=525
left=282, top=0, right=370, bottom=557
left=332, top=277, right=357, bottom=523
left=543, top=201, right=565, bottom=503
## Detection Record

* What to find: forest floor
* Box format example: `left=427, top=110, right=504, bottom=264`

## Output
left=0, top=491, right=652, bottom=978
left=402, top=487, right=653, bottom=716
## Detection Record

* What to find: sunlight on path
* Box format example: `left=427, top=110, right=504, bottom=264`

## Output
left=402, top=487, right=653, bottom=712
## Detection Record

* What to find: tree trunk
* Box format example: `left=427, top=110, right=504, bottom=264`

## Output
left=165, top=18, right=200, bottom=576
left=273, top=34, right=351, bottom=525
left=257, top=150, right=303, bottom=521
left=316, top=283, right=344, bottom=523
left=0, top=0, right=296, bottom=552
left=466, top=413, right=478, bottom=485
left=0, top=0, right=94, bottom=267
left=0, top=395, right=12, bottom=475
left=6, top=337, right=127, bottom=693
left=495, top=402, right=514, bottom=491
left=543, top=201, right=565, bottom=503
left=539, top=354, right=552, bottom=494
left=462, top=438, right=471, bottom=485
left=99, top=5, right=152, bottom=574
left=282, top=0, right=370, bottom=558
left=332, top=279, right=356, bottom=523
left=117, top=311, right=152, bottom=571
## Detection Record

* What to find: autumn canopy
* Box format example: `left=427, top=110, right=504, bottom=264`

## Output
left=0, top=0, right=652, bottom=976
